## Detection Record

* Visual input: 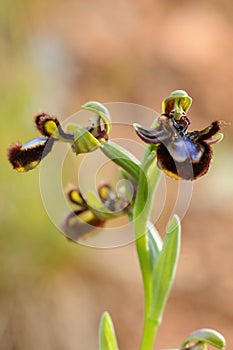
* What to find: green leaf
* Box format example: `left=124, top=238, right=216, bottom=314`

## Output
left=147, top=221, right=163, bottom=268
left=101, top=141, right=141, bottom=181
left=181, top=328, right=226, bottom=350
left=149, top=215, right=181, bottom=324
left=132, top=150, right=161, bottom=317
left=82, top=101, right=112, bottom=135
left=99, top=312, right=119, bottom=350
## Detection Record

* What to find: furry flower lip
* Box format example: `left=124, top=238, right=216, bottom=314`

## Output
left=7, top=113, right=72, bottom=172
left=134, top=90, right=223, bottom=180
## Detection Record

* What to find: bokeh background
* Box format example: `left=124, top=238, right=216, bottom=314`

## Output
left=1, top=0, right=233, bottom=349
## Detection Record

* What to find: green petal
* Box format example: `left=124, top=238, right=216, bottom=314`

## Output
left=86, top=191, right=118, bottom=220
left=72, top=125, right=100, bottom=154
left=82, top=101, right=112, bottom=135
left=162, top=90, right=192, bottom=115
left=181, top=328, right=226, bottom=350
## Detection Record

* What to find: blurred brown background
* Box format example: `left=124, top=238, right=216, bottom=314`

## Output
left=1, top=0, right=233, bottom=349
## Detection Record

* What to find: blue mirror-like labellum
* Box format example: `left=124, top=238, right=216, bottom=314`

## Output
left=21, top=137, right=48, bottom=150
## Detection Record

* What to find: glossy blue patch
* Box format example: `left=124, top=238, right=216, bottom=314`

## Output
left=21, top=137, right=48, bottom=150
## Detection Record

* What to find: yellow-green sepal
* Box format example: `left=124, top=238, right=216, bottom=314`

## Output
left=67, top=124, right=100, bottom=154
left=82, top=101, right=112, bottom=135
left=181, top=328, right=226, bottom=350
left=86, top=191, right=114, bottom=220
left=86, top=191, right=123, bottom=220
left=162, top=90, right=192, bottom=115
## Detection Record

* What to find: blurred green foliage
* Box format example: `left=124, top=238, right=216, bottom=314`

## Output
left=0, top=0, right=80, bottom=299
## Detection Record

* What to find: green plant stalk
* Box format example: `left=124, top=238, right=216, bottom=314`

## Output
left=139, top=317, right=158, bottom=350
left=100, top=139, right=176, bottom=350
left=100, top=139, right=162, bottom=349
left=133, top=145, right=162, bottom=350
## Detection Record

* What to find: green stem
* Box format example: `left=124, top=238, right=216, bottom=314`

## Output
left=100, top=139, right=163, bottom=350
left=133, top=145, right=162, bottom=349
left=133, top=156, right=154, bottom=313
left=140, top=317, right=159, bottom=350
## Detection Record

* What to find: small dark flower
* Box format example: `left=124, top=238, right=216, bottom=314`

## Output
left=98, top=183, right=130, bottom=212
left=134, top=117, right=223, bottom=180
left=7, top=102, right=113, bottom=172
left=62, top=186, right=106, bottom=242
left=134, top=91, right=223, bottom=180
left=62, top=183, right=133, bottom=242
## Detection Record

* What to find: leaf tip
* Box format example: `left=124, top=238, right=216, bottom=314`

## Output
left=166, top=214, right=181, bottom=234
